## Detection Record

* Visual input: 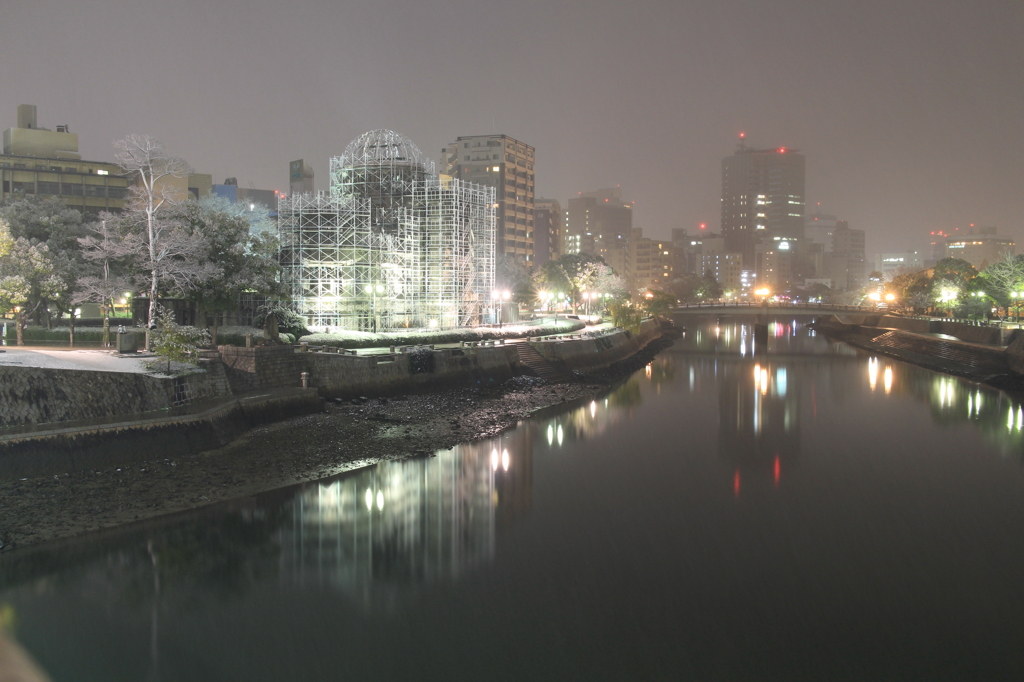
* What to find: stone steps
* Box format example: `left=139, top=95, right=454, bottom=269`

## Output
left=516, top=343, right=575, bottom=383
left=870, top=331, right=1009, bottom=375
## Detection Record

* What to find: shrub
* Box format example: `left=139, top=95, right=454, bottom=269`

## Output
left=147, top=308, right=211, bottom=374
left=253, top=303, right=309, bottom=339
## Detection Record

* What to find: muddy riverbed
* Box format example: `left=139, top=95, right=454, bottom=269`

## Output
left=0, top=336, right=675, bottom=551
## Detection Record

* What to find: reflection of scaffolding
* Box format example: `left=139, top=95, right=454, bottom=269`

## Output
left=280, top=130, right=495, bottom=332
left=282, top=439, right=499, bottom=607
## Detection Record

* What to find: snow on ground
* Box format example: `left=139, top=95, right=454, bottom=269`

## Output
left=0, top=347, right=155, bottom=374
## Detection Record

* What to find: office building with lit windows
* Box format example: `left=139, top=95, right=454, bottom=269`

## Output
left=945, top=226, right=1015, bottom=270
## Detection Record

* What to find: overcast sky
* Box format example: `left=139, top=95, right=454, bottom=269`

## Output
left=2, top=0, right=1021, bottom=256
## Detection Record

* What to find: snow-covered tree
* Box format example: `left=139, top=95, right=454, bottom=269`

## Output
left=112, top=134, right=216, bottom=349
left=0, top=194, right=87, bottom=331
left=76, top=216, right=135, bottom=346
left=0, top=222, right=62, bottom=345
left=174, top=197, right=282, bottom=345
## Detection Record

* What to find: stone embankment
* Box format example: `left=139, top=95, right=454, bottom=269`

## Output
left=812, top=315, right=1024, bottom=393
left=0, top=320, right=668, bottom=476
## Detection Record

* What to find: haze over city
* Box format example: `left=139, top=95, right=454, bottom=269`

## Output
left=3, top=0, right=1020, bottom=255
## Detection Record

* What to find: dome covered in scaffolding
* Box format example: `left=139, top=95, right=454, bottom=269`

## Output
left=340, top=129, right=424, bottom=167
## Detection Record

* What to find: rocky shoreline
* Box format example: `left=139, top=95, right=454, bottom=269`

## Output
left=0, top=334, right=676, bottom=552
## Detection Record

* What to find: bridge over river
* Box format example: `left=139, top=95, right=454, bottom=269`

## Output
left=671, top=302, right=879, bottom=324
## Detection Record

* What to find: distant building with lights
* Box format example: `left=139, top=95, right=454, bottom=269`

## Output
left=565, top=188, right=633, bottom=276
left=212, top=178, right=280, bottom=216
left=944, top=226, right=1014, bottom=270
left=279, top=130, right=495, bottom=332
left=630, top=228, right=673, bottom=292
left=875, top=251, right=925, bottom=278
left=0, top=104, right=129, bottom=214
left=533, top=198, right=562, bottom=265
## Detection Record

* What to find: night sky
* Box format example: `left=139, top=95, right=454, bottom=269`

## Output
left=2, top=0, right=1020, bottom=256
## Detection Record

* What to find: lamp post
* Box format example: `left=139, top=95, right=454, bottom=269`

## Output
left=492, top=289, right=510, bottom=327
left=369, top=283, right=384, bottom=333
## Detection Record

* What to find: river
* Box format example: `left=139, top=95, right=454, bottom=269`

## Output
left=2, top=317, right=1024, bottom=681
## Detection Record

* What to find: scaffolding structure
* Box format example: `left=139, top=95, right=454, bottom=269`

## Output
left=280, top=130, right=495, bottom=332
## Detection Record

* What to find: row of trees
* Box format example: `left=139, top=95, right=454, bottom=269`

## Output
left=496, top=252, right=632, bottom=312
left=882, top=255, right=1024, bottom=320
left=0, top=135, right=281, bottom=349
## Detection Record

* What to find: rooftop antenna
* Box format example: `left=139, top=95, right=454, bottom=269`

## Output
left=737, top=131, right=747, bottom=151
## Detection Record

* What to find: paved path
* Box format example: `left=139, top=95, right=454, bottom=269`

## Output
left=0, top=346, right=153, bottom=374
left=0, top=322, right=619, bottom=372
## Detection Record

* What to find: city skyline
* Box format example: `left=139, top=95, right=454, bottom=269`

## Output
left=1, top=0, right=1020, bottom=257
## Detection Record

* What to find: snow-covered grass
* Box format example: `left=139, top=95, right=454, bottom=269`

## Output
left=300, top=319, right=586, bottom=349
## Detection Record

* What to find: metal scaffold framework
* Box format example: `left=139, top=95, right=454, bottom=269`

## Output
left=279, top=130, right=495, bottom=332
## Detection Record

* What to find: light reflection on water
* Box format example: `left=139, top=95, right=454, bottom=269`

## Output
left=4, top=317, right=1024, bottom=680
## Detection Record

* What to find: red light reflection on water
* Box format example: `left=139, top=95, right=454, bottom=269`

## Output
left=733, top=469, right=741, bottom=497
left=774, top=456, right=780, bottom=486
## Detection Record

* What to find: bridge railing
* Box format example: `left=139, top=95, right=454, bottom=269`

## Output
left=671, top=302, right=878, bottom=312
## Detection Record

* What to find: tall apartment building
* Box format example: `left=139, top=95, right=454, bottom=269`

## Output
left=721, top=136, right=805, bottom=267
left=702, top=252, right=744, bottom=295
left=0, top=104, right=128, bottom=214
left=441, top=134, right=534, bottom=261
left=533, top=198, right=562, bottom=266
left=565, top=187, right=633, bottom=276
left=630, top=227, right=673, bottom=292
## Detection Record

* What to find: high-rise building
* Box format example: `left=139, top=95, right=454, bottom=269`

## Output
left=533, top=198, right=562, bottom=266
left=1, top=104, right=128, bottom=214
left=721, top=136, right=805, bottom=267
left=441, top=134, right=534, bottom=261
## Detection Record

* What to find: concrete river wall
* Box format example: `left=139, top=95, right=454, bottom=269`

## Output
left=0, top=321, right=667, bottom=474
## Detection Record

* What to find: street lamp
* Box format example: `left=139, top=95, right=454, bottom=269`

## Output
left=755, top=287, right=770, bottom=316
left=492, top=289, right=510, bottom=327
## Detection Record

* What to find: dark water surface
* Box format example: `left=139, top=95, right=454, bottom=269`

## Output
left=3, top=318, right=1024, bottom=681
